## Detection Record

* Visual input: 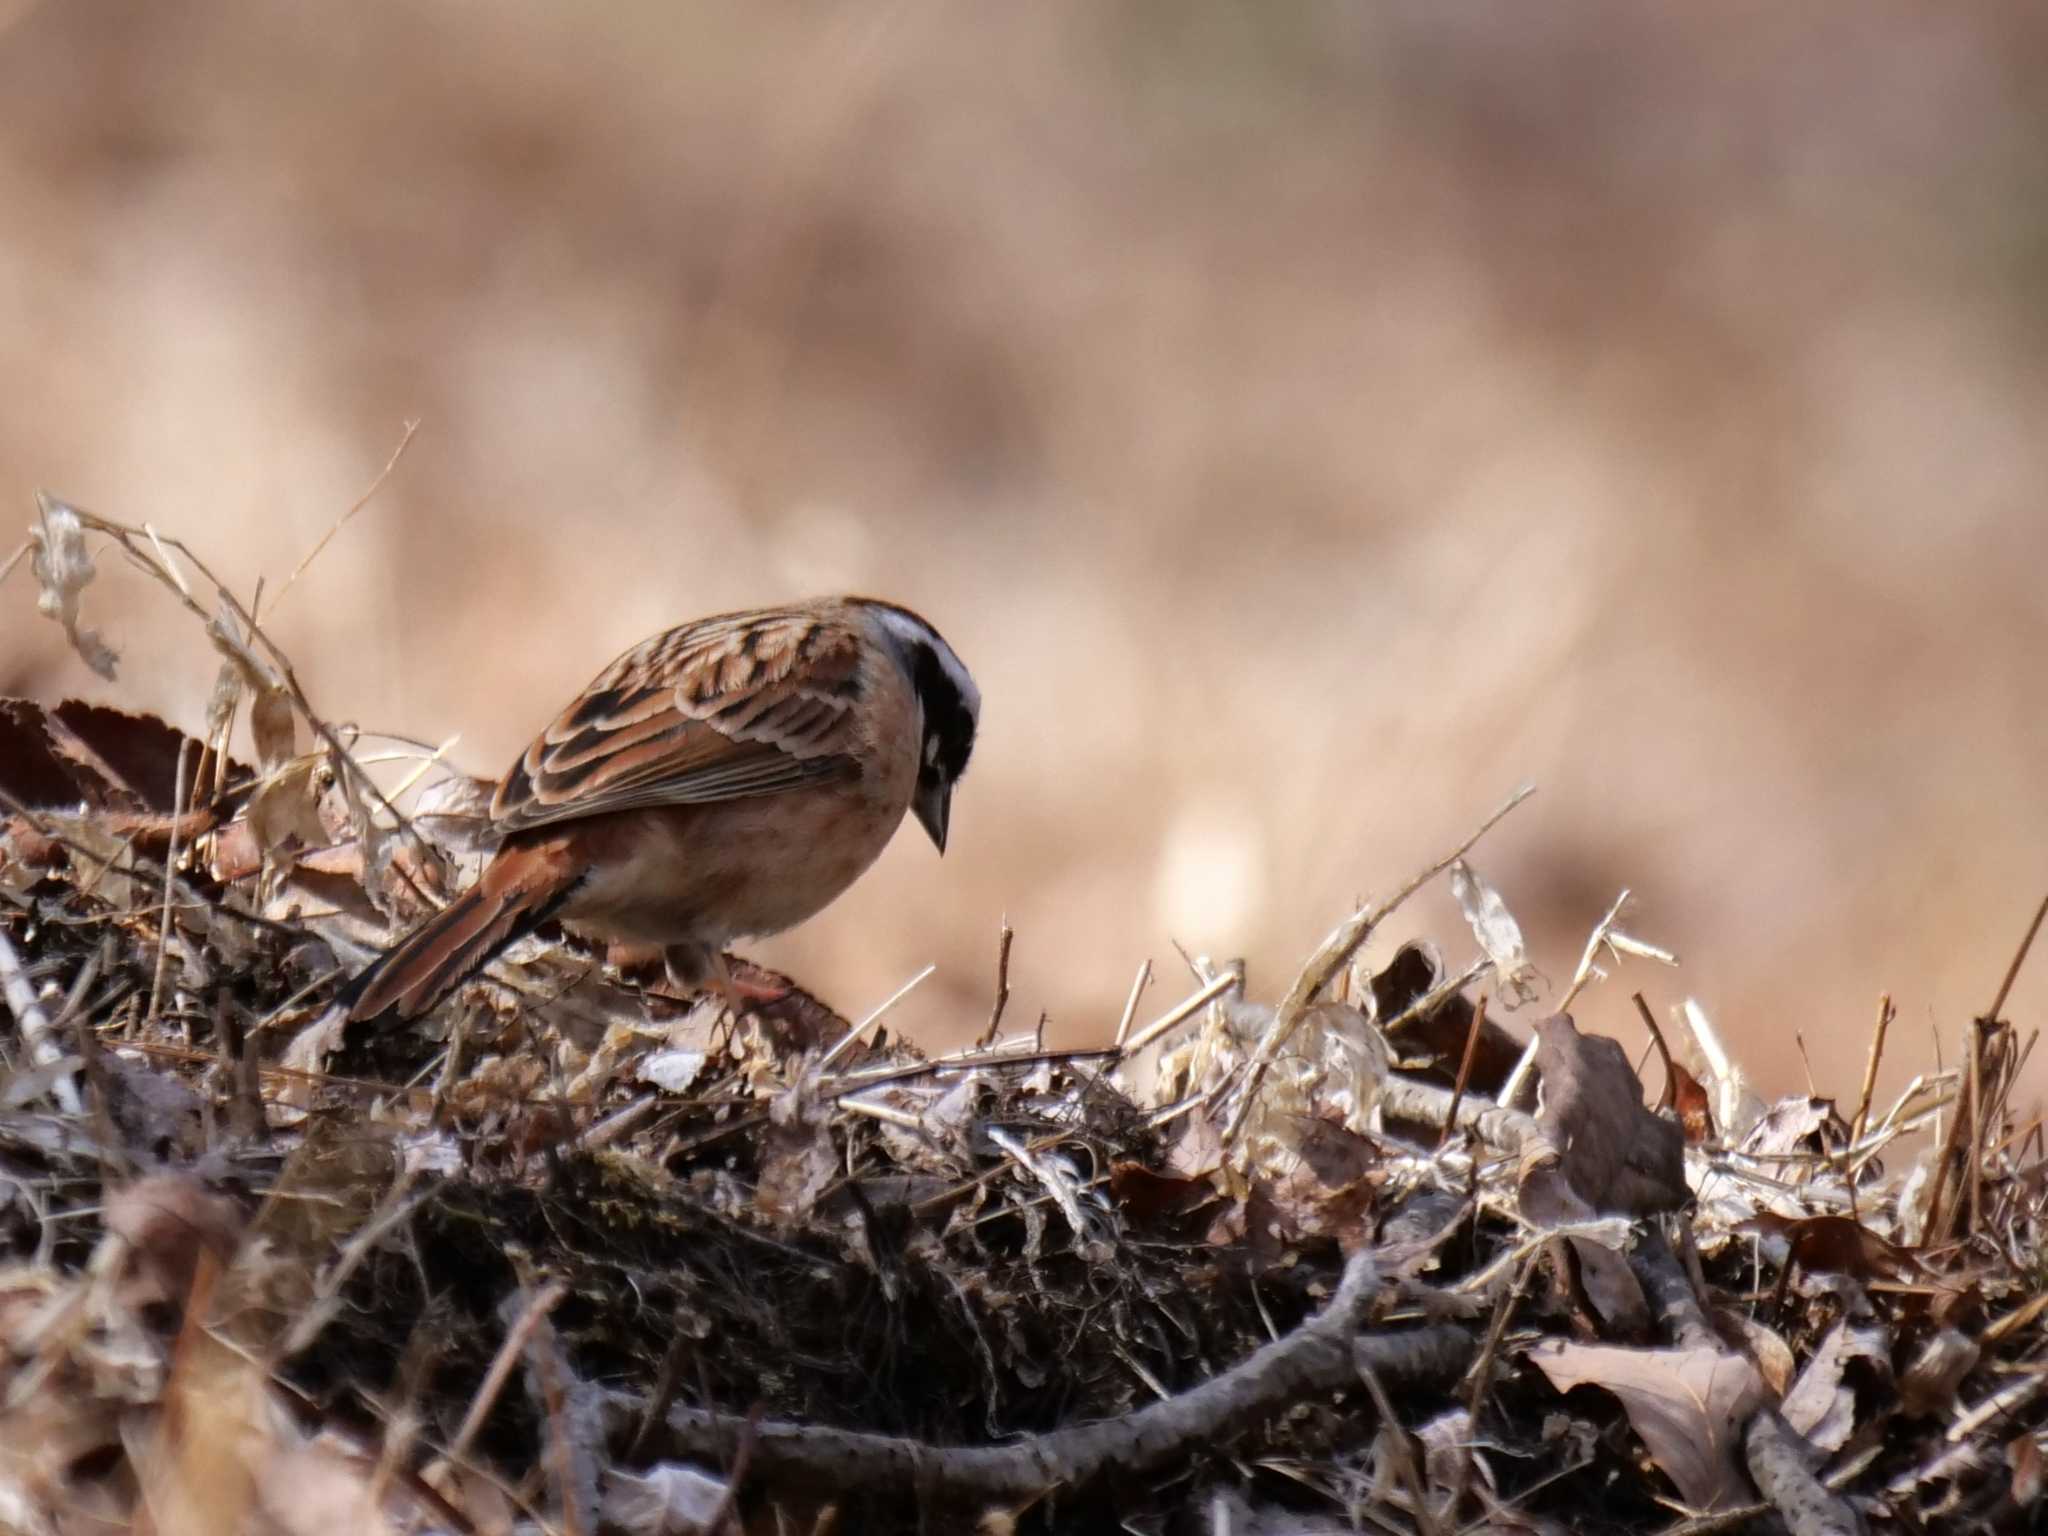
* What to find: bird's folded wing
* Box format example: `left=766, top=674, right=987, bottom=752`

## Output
left=490, top=609, right=864, bottom=832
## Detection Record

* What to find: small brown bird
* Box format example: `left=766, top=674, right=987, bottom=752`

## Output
left=341, top=597, right=978, bottom=1024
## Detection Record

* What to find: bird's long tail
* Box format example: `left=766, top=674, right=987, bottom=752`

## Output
left=340, top=841, right=579, bottom=1025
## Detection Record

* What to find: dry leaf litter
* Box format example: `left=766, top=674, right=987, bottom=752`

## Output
left=0, top=496, right=2043, bottom=1535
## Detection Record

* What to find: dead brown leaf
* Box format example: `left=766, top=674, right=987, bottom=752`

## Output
left=1522, top=1014, right=1687, bottom=1219
left=1741, top=1095, right=1851, bottom=1161
left=207, top=815, right=263, bottom=882
left=1738, top=1212, right=1923, bottom=1281
left=1572, top=1236, right=1652, bottom=1337
left=1368, top=940, right=1524, bottom=1091
left=0, top=698, right=92, bottom=809
left=1259, top=1114, right=1383, bottom=1249
left=1723, top=1311, right=1796, bottom=1397
left=49, top=699, right=215, bottom=813
left=1525, top=1338, right=1768, bottom=1511
left=1779, top=1320, right=1890, bottom=1454
left=1670, top=1056, right=1715, bottom=1144
left=247, top=757, right=333, bottom=865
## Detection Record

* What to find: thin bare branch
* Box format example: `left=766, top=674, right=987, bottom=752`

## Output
left=1221, top=784, right=1535, bottom=1143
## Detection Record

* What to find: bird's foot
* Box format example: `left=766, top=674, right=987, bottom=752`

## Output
left=708, top=954, right=793, bottom=1012
left=658, top=946, right=792, bottom=1015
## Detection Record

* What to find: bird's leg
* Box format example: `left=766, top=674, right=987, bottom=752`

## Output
left=660, top=942, right=714, bottom=1002
left=661, top=944, right=790, bottom=1013
left=606, top=942, right=667, bottom=986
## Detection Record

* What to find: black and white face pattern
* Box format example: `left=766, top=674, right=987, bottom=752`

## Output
left=861, top=599, right=980, bottom=794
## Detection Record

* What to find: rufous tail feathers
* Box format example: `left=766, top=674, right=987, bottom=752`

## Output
left=341, top=840, right=578, bottom=1025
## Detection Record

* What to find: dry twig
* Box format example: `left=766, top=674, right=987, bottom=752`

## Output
left=1220, top=784, right=1534, bottom=1143
left=649, top=1253, right=1471, bottom=1499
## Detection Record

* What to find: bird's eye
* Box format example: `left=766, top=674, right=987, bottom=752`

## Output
left=924, top=734, right=942, bottom=768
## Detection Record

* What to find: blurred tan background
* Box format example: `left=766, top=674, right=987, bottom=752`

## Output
left=3, top=2, right=2044, bottom=1108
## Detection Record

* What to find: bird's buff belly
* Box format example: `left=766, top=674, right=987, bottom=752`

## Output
left=549, top=792, right=903, bottom=950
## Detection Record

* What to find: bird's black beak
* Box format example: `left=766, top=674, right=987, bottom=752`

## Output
left=913, top=777, right=952, bottom=854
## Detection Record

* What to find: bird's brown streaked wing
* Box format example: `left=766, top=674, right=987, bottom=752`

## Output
left=490, top=608, right=866, bottom=833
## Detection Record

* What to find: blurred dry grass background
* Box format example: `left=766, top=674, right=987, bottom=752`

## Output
left=3, top=1, right=2045, bottom=1105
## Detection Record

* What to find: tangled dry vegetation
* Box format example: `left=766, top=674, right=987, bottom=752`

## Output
left=0, top=494, right=2044, bottom=1535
